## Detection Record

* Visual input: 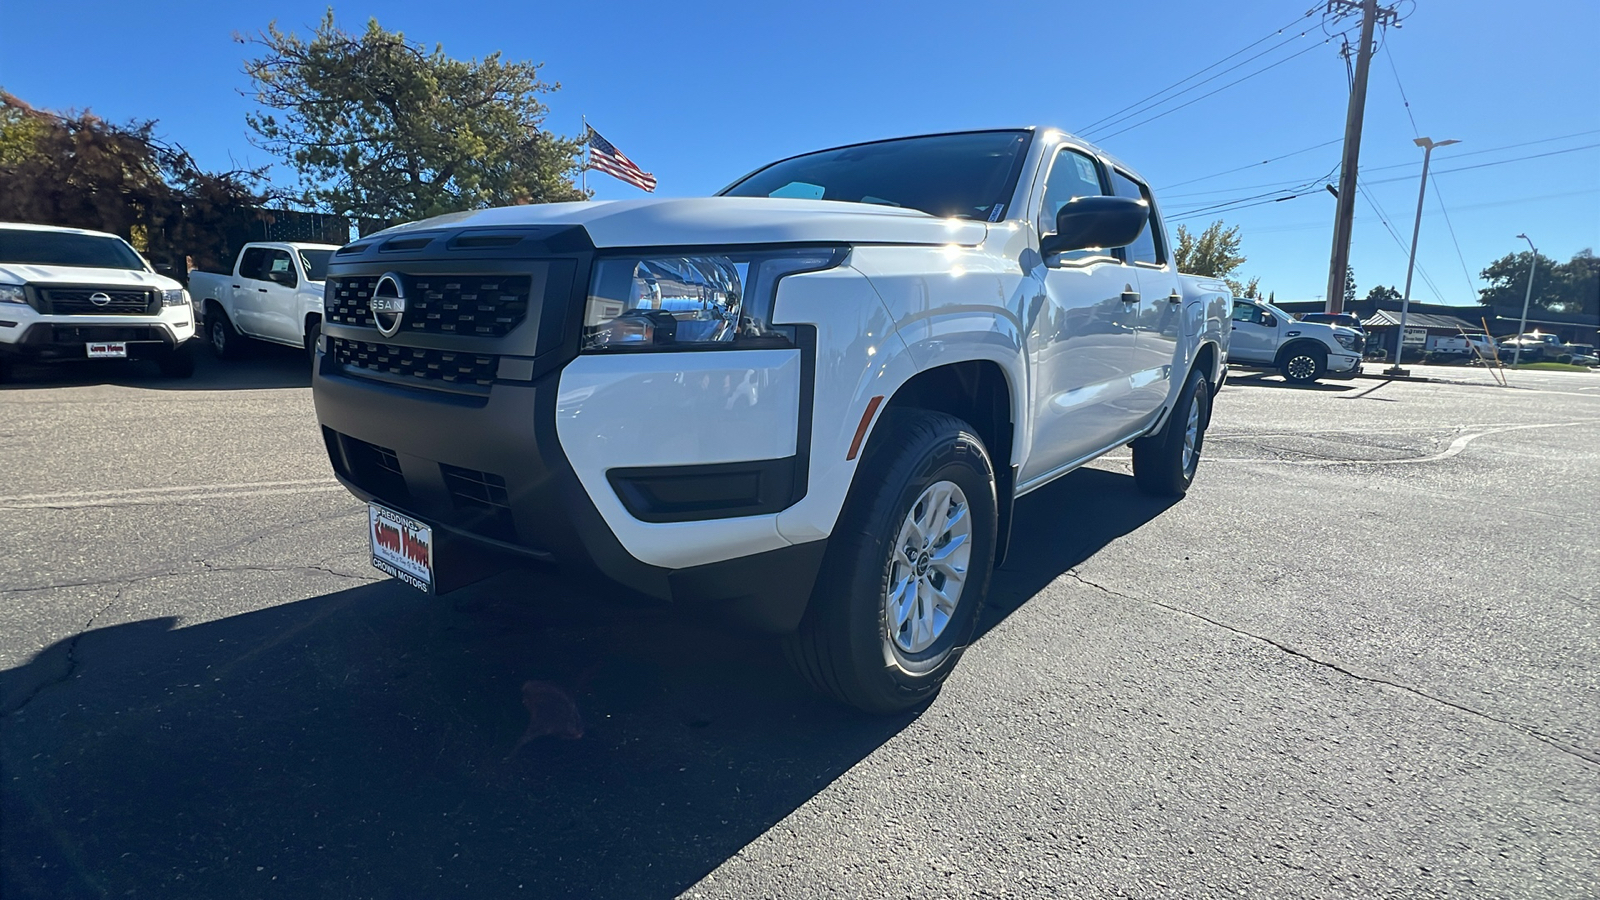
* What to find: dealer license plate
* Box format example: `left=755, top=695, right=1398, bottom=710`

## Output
left=86, top=342, right=128, bottom=358
left=368, top=503, right=434, bottom=593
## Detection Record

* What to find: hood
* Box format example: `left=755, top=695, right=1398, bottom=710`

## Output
left=369, top=197, right=990, bottom=249
left=0, top=263, right=180, bottom=291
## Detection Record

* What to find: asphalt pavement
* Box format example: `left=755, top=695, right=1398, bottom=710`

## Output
left=2, top=350, right=1596, bottom=899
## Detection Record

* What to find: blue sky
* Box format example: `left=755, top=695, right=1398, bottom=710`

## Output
left=4, top=0, right=1597, bottom=303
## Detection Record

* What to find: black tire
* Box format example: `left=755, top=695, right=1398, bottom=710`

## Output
left=206, top=304, right=247, bottom=360
left=1279, top=344, right=1326, bottom=384
left=304, top=317, right=321, bottom=367
left=783, top=408, right=998, bottom=714
left=0, top=356, right=13, bottom=384
left=157, top=342, right=196, bottom=378
left=1132, top=367, right=1211, bottom=498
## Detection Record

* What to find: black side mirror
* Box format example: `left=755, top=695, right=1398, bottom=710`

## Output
left=1261, top=314, right=1277, bottom=328
left=1040, top=196, right=1150, bottom=258
left=268, top=270, right=297, bottom=287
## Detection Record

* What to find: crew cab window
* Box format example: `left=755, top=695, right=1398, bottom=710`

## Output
left=264, top=250, right=297, bottom=287
left=1110, top=170, right=1165, bottom=266
left=1038, top=148, right=1111, bottom=262
left=1232, top=301, right=1267, bottom=324
left=238, top=247, right=268, bottom=280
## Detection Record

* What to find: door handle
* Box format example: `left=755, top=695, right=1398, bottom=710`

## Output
left=1121, top=289, right=1140, bottom=304
left=231, top=285, right=240, bottom=289
left=258, top=288, right=269, bottom=293
left=1168, top=290, right=1183, bottom=304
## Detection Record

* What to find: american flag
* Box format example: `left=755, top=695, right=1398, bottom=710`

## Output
left=586, top=126, right=657, bottom=192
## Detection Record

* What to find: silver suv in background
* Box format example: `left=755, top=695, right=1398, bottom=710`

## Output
left=1228, top=298, right=1363, bottom=384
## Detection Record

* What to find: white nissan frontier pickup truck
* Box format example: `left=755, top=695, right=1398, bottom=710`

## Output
left=312, top=128, right=1230, bottom=713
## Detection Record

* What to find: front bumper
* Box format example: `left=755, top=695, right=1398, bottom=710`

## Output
left=313, top=343, right=825, bottom=634
left=1326, top=351, right=1362, bottom=379
left=0, top=318, right=194, bottom=360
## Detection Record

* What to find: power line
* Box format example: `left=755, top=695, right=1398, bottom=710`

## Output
left=1362, top=142, right=1600, bottom=184
left=1361, top=130, right=1600, bottom=173
left=1094, top=31, right=1357, bottom=143
left=1075, top=7, right=1320, bottom=135
left=1159, top=138, right=1342, bottom=191
left=1382, top=42, right=1476, bottom=299
left=1358, top=180, right=1447, bottom=302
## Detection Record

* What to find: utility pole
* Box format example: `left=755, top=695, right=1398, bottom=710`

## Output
left=1512, top=233, right=1538, bottom=367
left=1324, top=0, right=1401, bottom=315
left=1385, top=136, right=1459, bottom=376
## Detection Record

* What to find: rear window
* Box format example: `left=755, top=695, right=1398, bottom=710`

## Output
left=0, top=229, right=147, bottom=270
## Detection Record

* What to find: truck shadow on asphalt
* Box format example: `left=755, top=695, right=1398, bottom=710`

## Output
left=2, top=344, right=310, bottom=392
left=0, top=469, right=1172, bottom=899
left=1224, top=372, right=1357, bottom=392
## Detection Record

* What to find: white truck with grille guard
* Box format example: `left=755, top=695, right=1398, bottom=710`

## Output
left=313, top=128, right=1230, bottom=713
left=0, top=223, right=197, bottom=382
left=187, top=241, right=340, bottom=362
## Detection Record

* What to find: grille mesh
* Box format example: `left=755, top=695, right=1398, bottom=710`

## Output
left=43, top=288, right=155, bottom=315
left=329, top=337, right=497, bottom=388
left=326, top=274, right=531, bottom=336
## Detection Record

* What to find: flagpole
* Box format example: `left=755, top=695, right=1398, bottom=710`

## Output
left=581, top=115, right=588, bottom=197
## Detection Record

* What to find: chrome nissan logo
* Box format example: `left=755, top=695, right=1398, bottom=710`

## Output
left=369, top=273, right=406, bottom=338
left=89, top=292, right=112, bottom=307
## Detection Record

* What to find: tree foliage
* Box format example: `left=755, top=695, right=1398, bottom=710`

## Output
left=242, top=12, right=585, bottom=226
left=1364, top=285, right=1402, bottom=304
left=1344, top=264, right=1357, bottom=306
left=1173, top=220, right=1245, bottom=279
left=1478, top=249, right=1597, bottom=317
left=0, top=90, right=264, bottom=272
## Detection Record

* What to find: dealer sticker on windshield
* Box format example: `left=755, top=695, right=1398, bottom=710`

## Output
left=368, top=503, right=434, bottom=594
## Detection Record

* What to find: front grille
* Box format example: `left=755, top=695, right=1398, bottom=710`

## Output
left=326, top=274, right=532, bottom=337
left=329, top=337, right=497, bottom=388
left=440, top=464, right=517, bottom=541
left=43, top=287, right=156, bottom=315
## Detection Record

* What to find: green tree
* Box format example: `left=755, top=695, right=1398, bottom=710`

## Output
left=242, top=12, right=585, bottom=227
left=1344, top=264, right=1357, bottom=307
left=1476, top=249, right=1598, bottom=316
left=0, top=90, right=264, bottom=272
left=1365, top=285, right=1401, bottom=304
left=1173, top=220, right=1245, bottom=278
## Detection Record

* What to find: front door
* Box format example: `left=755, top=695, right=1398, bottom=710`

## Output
left=1230, top=300, right=1279, bottom=364
left=1020, top=146, right=1143, bottom=486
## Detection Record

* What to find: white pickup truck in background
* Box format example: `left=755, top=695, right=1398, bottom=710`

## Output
left=188, top=241, right=339, bottom=362
left=1228, top=297, right=1364, bottom=384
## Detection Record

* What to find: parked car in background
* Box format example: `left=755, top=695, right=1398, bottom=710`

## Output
left=311, top=126, right=1231, bottom=713
left=1565, top=343, right=1598, bottom=366
left=1229, top=298, right=1363, bottom=384
left=1497, top=331, right=1566, bottom=363
left=1298, top=311, right=1364, bottom=331
left=0, top=223, right=197, bottom=382
left=188, top=241, right=339, bottom=363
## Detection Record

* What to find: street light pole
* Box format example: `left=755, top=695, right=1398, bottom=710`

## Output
left=1385, top=136, right=1460, bottom=376
left=1512, top=233, right=1537, bottom=367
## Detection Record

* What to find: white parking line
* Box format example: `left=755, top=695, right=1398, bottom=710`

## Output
left=0, top=479, right=345, bottom=510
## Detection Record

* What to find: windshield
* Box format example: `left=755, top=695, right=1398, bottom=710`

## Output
left=0, top=229, right=147, bottom=270
left=299, top=249, right=333, bottom=282
left=1260, top=300, right=1296, bottom=321
left=721, top=130, right=1032, bottom=221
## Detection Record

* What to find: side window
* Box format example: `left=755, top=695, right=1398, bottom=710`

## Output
left=1232, top=301, right=1262, bottom=324
left=265, top=250, right=296, bottom=287
left=238, top=247, right=267, bottom=280
left=1110, top=170, right=1164, bottom=266
left=1039, top=148, right=1108, bottom=261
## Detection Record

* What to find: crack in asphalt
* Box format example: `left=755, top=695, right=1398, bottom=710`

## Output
left=1063, top=571, right=1600, bottom=770
left=2, top=585, right=126, bottom=717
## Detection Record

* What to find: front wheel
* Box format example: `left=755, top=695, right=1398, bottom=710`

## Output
left=207, top=307, right=247, bottom=360
left=1280, top=346, right=1326, bottom=384
left=1132, top=367, right=1210, bottom=497
left=304, top=318, right=321, bottom=368
left=784, top=409, right=997, bottom=714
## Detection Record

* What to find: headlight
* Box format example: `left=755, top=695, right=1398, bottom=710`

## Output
left=161, top=288, right=189, bottom=307
left=0, top=283, right=26, bottom=305
left=1335, top=332, right=1360, bottom=351
left=581, top=247, right=845, bottom=352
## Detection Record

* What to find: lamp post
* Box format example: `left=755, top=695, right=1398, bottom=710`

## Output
left=1385, top=136, right=1460, bottom=376
left=1512, top=233, right=1537, bottom=367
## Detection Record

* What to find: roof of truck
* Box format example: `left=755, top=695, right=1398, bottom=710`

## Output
left=0, top=222, right=121, bottom=239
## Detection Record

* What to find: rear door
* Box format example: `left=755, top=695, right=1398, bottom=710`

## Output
left=232, top=247, right=269, bottom=336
